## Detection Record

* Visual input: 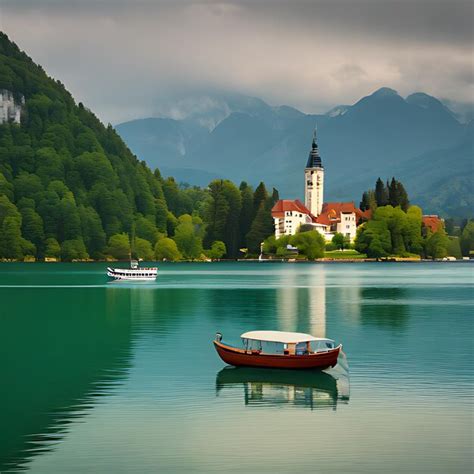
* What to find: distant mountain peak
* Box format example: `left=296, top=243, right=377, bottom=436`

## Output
left=370, top=87, right=400, bottom=98
left=406, top=92, right=443, bottom=108
left=326, top=105, right=350, bottom=117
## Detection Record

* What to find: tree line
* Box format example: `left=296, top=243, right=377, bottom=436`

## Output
left=0, top=32, right=278, bottom=262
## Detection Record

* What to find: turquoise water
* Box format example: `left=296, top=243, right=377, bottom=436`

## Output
left=0, top=262, right=473, bottom=473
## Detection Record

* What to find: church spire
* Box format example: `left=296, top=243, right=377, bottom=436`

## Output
left=306, top=126, right=323, bottom=168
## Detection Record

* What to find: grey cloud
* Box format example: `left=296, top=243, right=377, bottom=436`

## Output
left=1, top=0, right=472, bottom=123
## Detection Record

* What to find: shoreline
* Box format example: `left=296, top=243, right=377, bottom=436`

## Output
left=0, top=258, right=470, bottom=264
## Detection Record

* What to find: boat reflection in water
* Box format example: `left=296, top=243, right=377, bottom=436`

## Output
left=216, top=363, right=350, bottom=411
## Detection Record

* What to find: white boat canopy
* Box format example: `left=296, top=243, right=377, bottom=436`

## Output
left=240, top=330, right=333, bottom=344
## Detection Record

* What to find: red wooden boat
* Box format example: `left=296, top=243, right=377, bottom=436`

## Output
left=214, top=330, right=341, bottom=370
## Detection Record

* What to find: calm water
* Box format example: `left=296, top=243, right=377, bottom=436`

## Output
left=0, top=262, right=473, bottom=473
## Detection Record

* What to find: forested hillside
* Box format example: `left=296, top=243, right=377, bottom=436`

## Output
left=0, top=32, right=276, bottom=261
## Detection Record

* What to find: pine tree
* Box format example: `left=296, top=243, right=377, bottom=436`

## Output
left=375, top=178, right=388, bottom=207
left=388, top=177, right=399, bottom=207
left=253, top=182, right=268, bottom=217
left=396, top=180, right=409, bottom=211
left=360, top=191, right=370, bottom=211
left=239, top=182, right=254, bottom=247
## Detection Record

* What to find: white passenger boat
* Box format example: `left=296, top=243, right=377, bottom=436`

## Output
left=107, top=260, right=158, bottom=281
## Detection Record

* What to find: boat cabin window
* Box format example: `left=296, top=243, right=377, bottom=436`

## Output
left=310, top=340, right=335, bottom=352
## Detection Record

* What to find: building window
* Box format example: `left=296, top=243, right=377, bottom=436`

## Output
left=346, top=225, right=350, bottom=229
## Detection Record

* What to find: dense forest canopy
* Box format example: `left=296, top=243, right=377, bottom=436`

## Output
left=0, top=32, right=278, bottom=261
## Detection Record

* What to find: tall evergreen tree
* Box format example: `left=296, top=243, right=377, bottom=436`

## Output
left=253, top=182, right=268, bottom=217
left=375, top=178, right=388, bottom=207
left=239, top=182, right=254, bottom=246
left=360, top=191, right=370, bottom=211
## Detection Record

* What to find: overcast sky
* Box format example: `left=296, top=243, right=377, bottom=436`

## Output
left=1, top=0, right=472, bottom=124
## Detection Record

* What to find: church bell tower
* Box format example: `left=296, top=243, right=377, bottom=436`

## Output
left=304, top=128, right=324, bottom=216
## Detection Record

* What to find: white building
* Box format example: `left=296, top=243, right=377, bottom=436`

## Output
left=271, top=199, right=328, bottom=239
left=0, top=89, right=23, bottom=124
left=272, top=130, right=370, bottom=242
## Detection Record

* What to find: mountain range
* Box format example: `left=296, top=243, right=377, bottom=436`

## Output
left=116, top=88, right=473, bottom=217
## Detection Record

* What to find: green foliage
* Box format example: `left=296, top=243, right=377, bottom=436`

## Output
left=61, top=238, right=89, bottom=261
left=356, top=205, right=428, bottom=258
left=425, top=230, right=449, bottom=259
left=107, top=233, right=130, bottom=260
left=355, top=220, right=392, bottom=258
left=368, top=177, right=409, bottom=211
left=447, top=236, right=462, bottom=259
left=204, top=180, right=242, bottom=257
left=460, top=220, right=474, bottom=256
left=44, top=237, right=60, bottom=258
left=239, top=182, right=254, bottom=246
left=173, top=214, right=204, bottom=260
left=290, top=231, right=325, bottom=260
left=78, top=205, right=106, bottom=259
left=155, top=237, right=181, bottom=261
left=20, top=206, right=44, bottom=251
left=0, top=172, right=13, bottom=200
left=246, top=201, right=273, bottom=253
left=206, top=240, right=226, bottom=260
left=0, top=216, right=23, bottom=259
left=375, top=178, right=389, bottom=207
left=332, top=232, right=350, bottom=250
left=134, top=237, right=154, bottom=261
left=135, top=214, right=159, bottom=245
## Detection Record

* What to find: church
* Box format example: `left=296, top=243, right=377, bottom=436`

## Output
left=271, top=130, right=370, bottom=242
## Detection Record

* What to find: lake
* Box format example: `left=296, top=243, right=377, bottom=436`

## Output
left=0, top=262, right=472, bottom=473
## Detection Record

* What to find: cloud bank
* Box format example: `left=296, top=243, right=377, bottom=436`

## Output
left=1, top=0, right=472, bottom=123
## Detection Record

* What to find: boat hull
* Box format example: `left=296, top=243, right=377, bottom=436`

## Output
left=214, top=341, right=341, bottom=370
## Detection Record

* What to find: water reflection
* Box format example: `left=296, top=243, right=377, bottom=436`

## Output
left=0, top=287, right=133, bottom=472
left=216, top=366, right=350, bottom=410
left=360, top=288, right=410, bottom=329
left=277, top=266, right=327, bottom=337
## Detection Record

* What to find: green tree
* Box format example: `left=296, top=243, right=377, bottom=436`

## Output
left=173, top=214, right=203, bottom=260
left=107, top=233, right=130, bottom=260
left=460, top=221, right=474, bottom=257
left=0, top=216, right=23, bottom=259
left=290, top=230, right=325, bottom=259
left=447, top=237, right=462, bottom=259
left=360, top=191, right=370, bottom=211
left=61, top=238, right=89, bottom=261
left=246, top=201, right=273, bottom=253
left=332, top=232, right=350, bottom=250
left=78, top=205, right=106, bottom=258
left=0, top=194, right=21, bottom=227
left=206, top=240, right=226, bottom=260
left=0, top=172, right=14, bottom=200
left=135, top=214, right=159, bottom=245
left=155, top=237, right=181, bottom=261
left=239, top=182, right=254, bottom=246
left=253, top=182, right=268, bottom=218
left=205, top=180, right=241, bottom=257
left=134, top=237, right=154, bottom=261
left=375, top=178, right=388, bottom=207
left=44, top=237, right=60, bottom=259
left=355, top=220, right=392, bottom=258
left=20, top=206, right=44, bottom=254
left=425, top=230, right=449, bottom=259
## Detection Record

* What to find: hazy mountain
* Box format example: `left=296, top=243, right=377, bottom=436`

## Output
left=116, top=88, right=471, bottom=216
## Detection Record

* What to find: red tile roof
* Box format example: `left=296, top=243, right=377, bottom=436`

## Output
left=272, top=200, right=369, bottom=227
left=422, top=215, right=443, bottom=233
left=271, top=200, right=313, bottom=218
left=314, top=201, right=368, bottom=226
